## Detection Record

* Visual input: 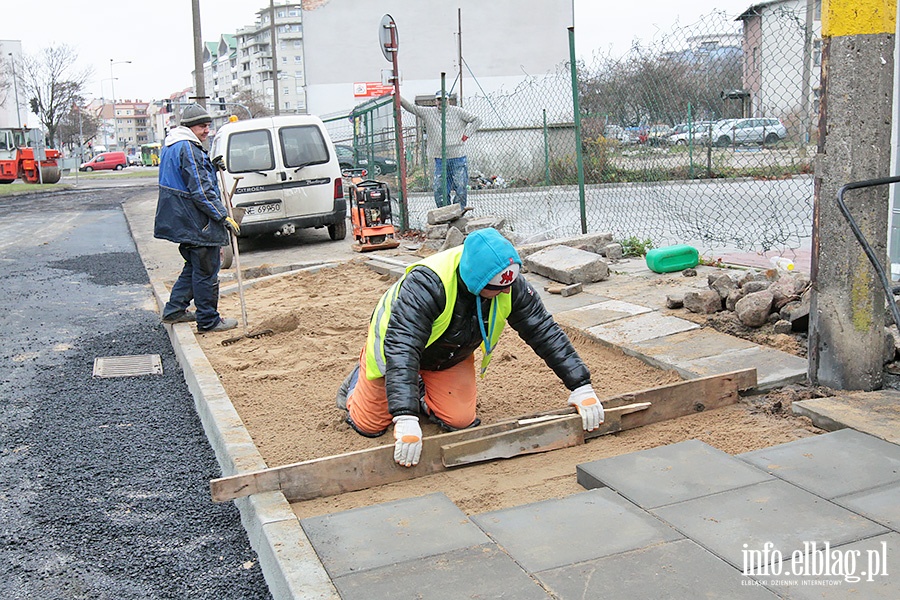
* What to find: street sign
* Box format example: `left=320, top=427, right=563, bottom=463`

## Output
left=353, top=82, right=394, bottom=98
left=379, top=14, right=396, bottom=62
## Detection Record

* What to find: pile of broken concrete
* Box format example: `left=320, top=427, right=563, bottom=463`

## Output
left=673, top=268, right=810, bottom=333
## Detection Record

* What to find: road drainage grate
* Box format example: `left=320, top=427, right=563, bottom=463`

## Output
left=93, top=354, right=163, bottom=378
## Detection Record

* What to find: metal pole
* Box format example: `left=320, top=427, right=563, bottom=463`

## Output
left=110, top=61, right=118, bottom=151
left=457, top=9, right=463, bottom=108
left=440, top=73, right=448, bottom=208
left=76, top=103, right=82, bottom=185
left=568, top=27, right=587, bottom=234
left=388, top=20, right=408, bottom=230
left=270, top=0, right=280, bottom=115
left=8, top=54, right=22, bottom=128
left=543, top=108, right=550, bottom=185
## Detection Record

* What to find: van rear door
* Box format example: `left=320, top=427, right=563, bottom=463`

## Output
left=277, top=124, right=334, bottom=218
left=221, top=126, right=283, bottom=223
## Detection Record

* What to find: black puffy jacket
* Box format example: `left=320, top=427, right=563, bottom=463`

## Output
left=383, top=266, right=591, bottom=417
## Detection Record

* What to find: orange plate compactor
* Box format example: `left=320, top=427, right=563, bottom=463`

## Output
left=345, top=169, right=401, bottom=252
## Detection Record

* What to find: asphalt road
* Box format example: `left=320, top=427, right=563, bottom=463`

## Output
left=0, top=185, right=271, bottom=599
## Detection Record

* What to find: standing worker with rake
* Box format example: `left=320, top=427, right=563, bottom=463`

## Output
left=154, top=103, right=240, bottom=333
left=336, top=227, right=604, bottom=467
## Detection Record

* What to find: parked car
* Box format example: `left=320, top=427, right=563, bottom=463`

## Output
left=127, top=153, right=142, bottom=166
left=647, top=124, right=673, bottom=146
left=334, top=144, right=397, bottom=176
left=709, top=118, right=787, bottom=147
left=79, top=151, right=127, bottom=171
left=668, top=121, right=716, bottom=146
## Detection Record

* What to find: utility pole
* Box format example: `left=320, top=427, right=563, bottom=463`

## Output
left=191, top=0, right=207, bottom=108
left=270, top=0, right=280, bottom=115
left=809, top=0, right=896, bottom=390
left=457, top=9, right=463, bottom=107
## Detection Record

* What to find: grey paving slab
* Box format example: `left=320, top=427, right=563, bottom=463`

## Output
left=470, top=488, right=682, bottom=573
left=776, top=532, right=900, bottom=599
left=833, top=482, right=900, bottom=531
left=331, top=543, right=551, bottom=600
left=554, top=299, right=653, bottom=330
left=627, top=327, right=758, bottom=369
left=584, top=312, right=700, bottom=346
left=792, top=391, right=900, bottom=444
left=738, top=429, right=900, bottom=499
left=537, top=538, right=779, bottom=599
left=526, top=272, right=610, bottom=314
left=652, top=479, right=888, bottom=570
left=577, top=439, right=774, bottom=508
left=300, top=493, right=489, bottom=578
left=677, top=345, right=808, bottom=390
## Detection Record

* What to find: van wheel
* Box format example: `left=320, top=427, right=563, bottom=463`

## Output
left=115, top=164, right=124, bottom=170
left=220, top=243, right=234, bottom=270
left=328, top=219, right=347, bottom=241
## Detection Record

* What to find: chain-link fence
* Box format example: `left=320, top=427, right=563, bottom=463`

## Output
left=325, top=10, right=817, bottom=253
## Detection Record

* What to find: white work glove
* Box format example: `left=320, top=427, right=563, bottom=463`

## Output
left=568, top=384, right=604, bottom=432
left=392, top=415, right=422, bottom=467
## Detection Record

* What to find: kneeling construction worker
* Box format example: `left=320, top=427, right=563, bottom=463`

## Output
left=335, top=227, right=604, bottom=467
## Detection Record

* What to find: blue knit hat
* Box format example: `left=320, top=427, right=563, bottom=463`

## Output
left=459, top=228, right=522, bottom=294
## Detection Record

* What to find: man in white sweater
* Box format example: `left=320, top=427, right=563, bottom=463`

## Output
left=401, top=91, right=481, bottom=209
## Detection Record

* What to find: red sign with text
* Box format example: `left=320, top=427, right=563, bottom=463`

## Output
left=353, top=82, right=394, bottom=98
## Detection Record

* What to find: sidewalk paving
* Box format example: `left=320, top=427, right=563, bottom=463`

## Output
left=122, top=193, right=897, bottom=599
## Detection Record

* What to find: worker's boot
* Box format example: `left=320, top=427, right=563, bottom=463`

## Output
left=335, top=365, right=359, bottom=411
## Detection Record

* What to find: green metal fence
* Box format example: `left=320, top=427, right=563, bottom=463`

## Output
left=324, top=10, right=816, bottom=253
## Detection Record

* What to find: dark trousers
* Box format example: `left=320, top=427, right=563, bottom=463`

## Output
left=163, top=245, right=221, bottom=330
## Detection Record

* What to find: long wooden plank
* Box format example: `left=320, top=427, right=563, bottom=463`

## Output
left=210, top=368, right=756, bottom=503
left=442, top=402, right=651, bottom=467
left=441, top=415, right=584, bottom=467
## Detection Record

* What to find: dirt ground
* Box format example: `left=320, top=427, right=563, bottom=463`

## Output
left=197, top=260, right=823, bottom=519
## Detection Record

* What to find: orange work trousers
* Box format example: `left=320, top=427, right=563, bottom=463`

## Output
left=347, top=348, right=477, bottom=435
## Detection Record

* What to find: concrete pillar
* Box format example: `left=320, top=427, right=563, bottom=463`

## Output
left=809, top=0, right=896, bottom=390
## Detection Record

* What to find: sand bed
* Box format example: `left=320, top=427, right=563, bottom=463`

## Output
left=197, top=260, right=821, bottom=518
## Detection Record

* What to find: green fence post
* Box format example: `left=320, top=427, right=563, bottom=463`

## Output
left=543, top=109, right=551, bottom=186
left=568, top=27, right=587, bottom=234
left=440, top=72, right=448, bottom=207
left=688, top=102, right=694, bottom=179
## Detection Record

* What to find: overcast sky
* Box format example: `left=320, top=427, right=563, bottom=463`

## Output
left=5, top=0, right=750, bottom=104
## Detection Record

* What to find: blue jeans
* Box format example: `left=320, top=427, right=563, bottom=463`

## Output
left=433, top=157, right=469, bottom=208
left=163, top=244, right=222, bottom=330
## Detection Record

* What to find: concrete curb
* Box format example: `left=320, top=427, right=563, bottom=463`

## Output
left=149, top=278, right=338, bottom=600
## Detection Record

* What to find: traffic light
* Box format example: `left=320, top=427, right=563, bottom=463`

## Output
left=218, top=97, right=226, bottom=110
left=29, top=98, right=39, bottom=113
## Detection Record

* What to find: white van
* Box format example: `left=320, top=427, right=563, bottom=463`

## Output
left=209, top=115, right=346, bottom=241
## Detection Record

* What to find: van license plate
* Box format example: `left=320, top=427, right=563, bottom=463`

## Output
left=244, top=203, right=280, bottom=216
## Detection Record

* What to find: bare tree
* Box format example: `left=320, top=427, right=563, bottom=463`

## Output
left=0, top=56, right=12, bottom=111
left=232, top=89, right=272, bottom=118
left=16, top=45, right=92, bottom=147
left=57, top=99, right=101, bottom=154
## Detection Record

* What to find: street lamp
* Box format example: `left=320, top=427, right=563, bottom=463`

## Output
left=7, top=53, right=22, bottom=128
left=100, top=77, right=118, bottom=149
left=110, top=59, right=132, bottom=150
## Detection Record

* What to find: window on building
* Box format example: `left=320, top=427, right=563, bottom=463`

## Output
left=282, top=56, right=287, bottom=63
left=813, top=39, right=822, bottom=67
left=284, top=101, right=291, bottom=110
left=294, top=56, right=302, bottom=63
left=284, top=87, right=290, bottom=96
left=294, top=40, right=302, bottom=48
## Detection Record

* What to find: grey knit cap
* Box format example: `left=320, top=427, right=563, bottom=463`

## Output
left=181, top=103, right=211, bottom=127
